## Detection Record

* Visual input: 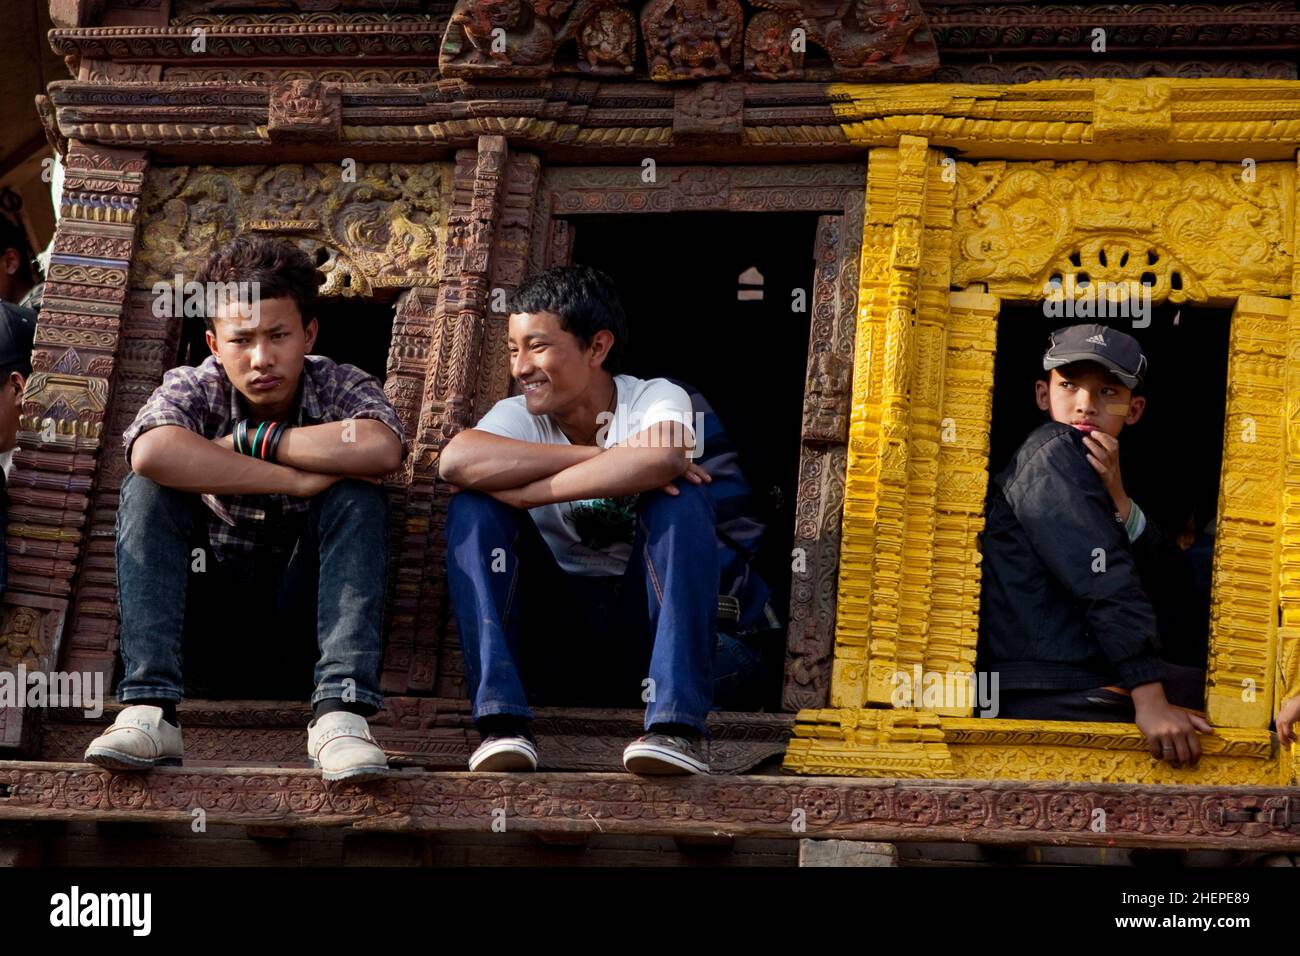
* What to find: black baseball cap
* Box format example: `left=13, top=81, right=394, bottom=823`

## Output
left=1042, top=323, right=1146, bottom=390
left=0, top=300, right=36, bottom=371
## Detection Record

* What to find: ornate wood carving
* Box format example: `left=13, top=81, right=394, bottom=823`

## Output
left=7, top=762, right=1300, bottom=849
left=643, top=0, right=744, bottom=80
left=48, top=77, right=1300, bottom=164
left=397, top=136, right=509, bottom=697
left=951, top=159, right=1292, bottom=303
left=1209, top=295, right=1287, bottom=729
left=52, top=3, right=937, bottom=82
left=783, top=212, right=857, bottom=711
left=434, top=0, right=935, bottom=80
left=933, top=60, right=1296, bottom=83
left=928, top=2, right=1300, bottom=56
left=58, top=292, right=181, bottom=684
left=0, top=595, right=70, bottom=756
left=926, top=290, right=997, bottom=698
left=787, top=708, right=1282, bottom=785
left=1, top=143, right=148, bottom=754
left=672, top=82, right=745, bottom=144
left=267, top=79, right=342, bottom=143
left=131, top=162, right=451, bottom=298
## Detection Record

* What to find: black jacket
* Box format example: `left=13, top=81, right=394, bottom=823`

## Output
left=977, top=421, right=1203, bottom=691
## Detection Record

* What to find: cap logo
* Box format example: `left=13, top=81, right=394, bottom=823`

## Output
left=1085, top=332, right=1107, bottom=345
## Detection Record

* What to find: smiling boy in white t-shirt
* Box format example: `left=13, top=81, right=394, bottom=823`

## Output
left=440, top=265, right=764, bottom=775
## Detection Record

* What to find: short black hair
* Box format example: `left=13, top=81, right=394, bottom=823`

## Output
left=193, top=235, right=323, bottom=333
left=0, top=214, right=36, bottom=288
left=506, top=265, right=628, bottom=373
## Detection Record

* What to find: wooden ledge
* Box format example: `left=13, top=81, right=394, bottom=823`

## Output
left=3, top=763, right=1300, bottom=850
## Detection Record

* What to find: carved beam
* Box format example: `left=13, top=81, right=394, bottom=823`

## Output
left=44, top=78, right=1300, bottom=162
left=5, top=763, right=1300, bottom=849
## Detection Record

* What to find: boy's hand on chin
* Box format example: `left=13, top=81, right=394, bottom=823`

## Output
left=1082, top=431, right=1129, bottom=515
left=1132, top=682, right=1214, bottom=767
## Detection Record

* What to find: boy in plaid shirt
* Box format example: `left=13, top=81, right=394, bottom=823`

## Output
left=84, top=236, right=406, bottom=781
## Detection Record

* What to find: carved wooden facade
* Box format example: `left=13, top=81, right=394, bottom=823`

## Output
left=5, top=1, right=1300, bottom=836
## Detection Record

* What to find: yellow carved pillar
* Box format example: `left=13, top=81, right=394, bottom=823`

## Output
left=1279, top=156, right=1300, bottom=781
left=925, top=291, right=999, bottom=707
left=1209, top=296, right=1286, bottom=729
left=830, top=135, right=958, bottom=711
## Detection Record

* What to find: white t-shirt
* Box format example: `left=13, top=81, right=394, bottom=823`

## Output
left=472, top=375, right=696, bottom=576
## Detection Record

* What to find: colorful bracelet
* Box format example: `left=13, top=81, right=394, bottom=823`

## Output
left=265, top=422, right=286, bottom=463
left=232, top=419, right=286, bottom=462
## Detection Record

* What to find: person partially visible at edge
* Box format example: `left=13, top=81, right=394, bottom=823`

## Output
left=83, top=235, right=407, bottom=782
left=438, top=264, right=782, bottom=776
left=0, top=212, right=39, bottom=312
left=0, top=302, right=36, bottom=598
left=977, top=323, right=1214, bottom=768
left=0, top=212, right=40, bottom=598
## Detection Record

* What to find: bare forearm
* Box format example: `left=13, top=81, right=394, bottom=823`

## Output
left=515, top=445, right=686, bottom=507
left=439, top=430, right=602, bottom=490
left=131, top=426, right=305, bottom=495
left=275, top=420, right=401, bottom=476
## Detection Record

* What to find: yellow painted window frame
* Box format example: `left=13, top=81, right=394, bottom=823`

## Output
left=786, top=79, right=1300, bottom=785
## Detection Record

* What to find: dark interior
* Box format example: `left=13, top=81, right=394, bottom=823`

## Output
left=571, top=210, right=821, bottom=708
left=985, top=300, right=1229, bottom=672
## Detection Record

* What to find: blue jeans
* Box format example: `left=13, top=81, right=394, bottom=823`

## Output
left=446, top=484, right=721, bottom=735
left=114, top=472, right=388, bottom=712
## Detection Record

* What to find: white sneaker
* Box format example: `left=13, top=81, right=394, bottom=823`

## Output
left=469, top=733, right=538, bottom=772
left=84, top=705, right=184, bottom=770
left=306, top=711, right=391, bottom=783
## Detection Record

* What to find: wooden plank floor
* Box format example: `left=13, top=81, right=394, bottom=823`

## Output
left=3, top=761, right=1300, bottom=851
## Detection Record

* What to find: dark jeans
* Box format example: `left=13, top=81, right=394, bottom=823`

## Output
left=114, top=472, right=388, bottom=712
left=993, top=661, right=1206, bottom=721
left=447, top=484, right=743, bottom=735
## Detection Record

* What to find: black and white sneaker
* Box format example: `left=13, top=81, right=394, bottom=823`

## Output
left=469, top=726, right=539, bottom=772
left=622, top=732, right=709, bottom=775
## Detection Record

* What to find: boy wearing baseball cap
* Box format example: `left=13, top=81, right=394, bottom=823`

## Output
left=977, top=323, right=1213, bottom=767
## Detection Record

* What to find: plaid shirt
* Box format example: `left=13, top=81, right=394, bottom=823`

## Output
left=122, top=355, right=407, bottom=563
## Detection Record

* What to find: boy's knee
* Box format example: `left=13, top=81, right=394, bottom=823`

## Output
left=319, top=477, right=388, bottom=516
left=119, top=471, right=193, bottom=524
left=638, top=480, right=714, bottom=523
left=447, top=488, right=515, bottom=529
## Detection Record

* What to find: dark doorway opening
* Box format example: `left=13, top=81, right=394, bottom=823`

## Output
left=985, top=301, right=1228, bottom=674
left=571, top=210, right=820, bottom=702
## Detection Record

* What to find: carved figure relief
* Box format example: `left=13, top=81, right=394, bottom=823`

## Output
left=952, top=160, right=1292, bottom=303
left=577, top=5, right=638, bottom=73
left=439, top=0, right=563, bottom=75
left=2, top=608, right=46, bottom=667
left=643, top=0, right=744, bottom=80
left=131, top=163, right=452, bottom=297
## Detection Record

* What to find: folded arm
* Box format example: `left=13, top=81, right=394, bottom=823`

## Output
left=438, top=428, right=603, bottom=490
left=214, top=419, right=402, bottom=476
left=495, top=421, right=692, bottom=509
left=131, top=425, right=317, bottom=496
